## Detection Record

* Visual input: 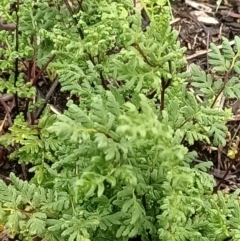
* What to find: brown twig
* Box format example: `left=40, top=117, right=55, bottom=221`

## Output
left=186, top=40, right=235, bottom=60
left=228, top=115, right=240, bottom=122
left=33, top=54, right=56, bottom=85
left=21, top=163, right=28, bottom=180
left=0, top=19, right=16, bottom=31
left=34, top=78, right=59, bottom=119
left=0, top=94, right=14, bottom=102
left=0, top=97, right=12, bottom=126
left=231, top=122, right=240, bottom=143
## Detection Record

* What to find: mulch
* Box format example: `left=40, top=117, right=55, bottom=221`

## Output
left=1, top=2, right=240, bottom=193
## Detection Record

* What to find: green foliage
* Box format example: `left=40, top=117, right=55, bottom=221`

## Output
left=191, top=36, right=240, bottom=100
left=0, top=73, right=36, bottom=98
left=0, top=0, right=240, bottom=241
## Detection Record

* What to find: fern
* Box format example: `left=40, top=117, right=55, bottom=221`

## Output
left=1, top=0, right=240, bottom=240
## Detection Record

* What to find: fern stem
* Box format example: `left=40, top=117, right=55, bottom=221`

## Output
left=134, top=42, right=155, bottom=67
left=33, top=54, right=56, bottom=85
left=63, top=0, right=84, bottom=40
left=212, top=159, right=235, bottom=194
left=14, top=0, right=19, bottom=112
left=210, top=67, right=231, bottom=108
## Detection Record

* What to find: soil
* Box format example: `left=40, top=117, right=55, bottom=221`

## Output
left=1, top=2, right=240, bottom=193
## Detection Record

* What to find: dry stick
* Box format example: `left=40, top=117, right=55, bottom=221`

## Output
left=169, top=17, right=181, bottom=25
left=221, top=10, right=240, bottom=18
left=0, top=19, right=16, bottom=31
left=185, top=0, right=212, bottom=12
left=219, top=23, right=223, bottom=39
left=0, top=114, right=7, bottom=133
left=217, top=145, right=222, bottom=170
left=34, top=78, right=59, bottom=119
left=21, top=162, right=28, bottom=181
left=0, top=174, right=10, bottom=183
left=0, top=94, right=14, bottom=102
left=231, top=122, right=240, bottom=144
left=0, top=98, right=12, bottom=126
left=186, top=40, right=235, bottom=60
left=228, top=115, right=240, bottom=121
left=49, top=104, right=62, bottom=115
left=0, top=96, right=11, bottom=110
